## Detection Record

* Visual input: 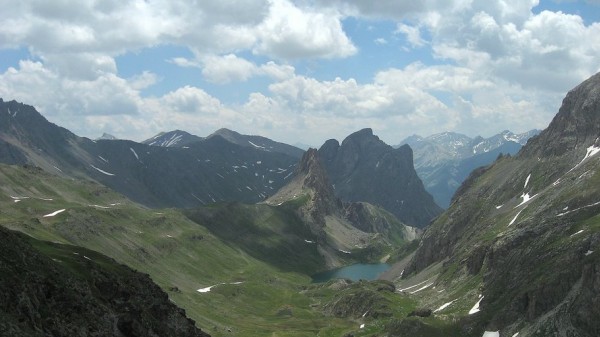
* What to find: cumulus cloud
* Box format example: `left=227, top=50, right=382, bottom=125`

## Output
left=201, top=54, right=257, bottom=84
left=254, top=0, right=357, bottom=59
left=1, top=0, right=600, bottom=145
left=395, top=24, right=426, bottom=47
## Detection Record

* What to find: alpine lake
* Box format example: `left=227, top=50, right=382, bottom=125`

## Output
left=311, top=263, right=390, bottom=283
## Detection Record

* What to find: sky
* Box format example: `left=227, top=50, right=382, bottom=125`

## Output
left=1, top=0, right=599, bottom=147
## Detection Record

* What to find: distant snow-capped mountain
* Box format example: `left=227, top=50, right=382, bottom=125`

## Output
left=398, top=129, right=540, bottom=208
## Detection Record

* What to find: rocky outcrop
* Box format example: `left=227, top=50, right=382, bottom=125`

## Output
left=318, top=128, right=442, bottom=227
left=0, top=226, right=210, bottom=337
left=521, top=72, right=600, bottom=159
left=404, top=71, right=600, bottom=336
left=322, top=280, right=396, bottom=319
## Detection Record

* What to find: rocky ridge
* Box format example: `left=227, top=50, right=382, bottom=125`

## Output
left=401, top=72, right=600, bottom=337
left=0, top=99, right=299, bottom=208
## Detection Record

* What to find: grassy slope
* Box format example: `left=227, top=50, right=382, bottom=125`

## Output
left=0, top=164, right=430, bottom=336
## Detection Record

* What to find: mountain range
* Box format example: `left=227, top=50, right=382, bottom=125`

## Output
left=400, top=129, right=540, bottom=207
left=0, top=101, right=440, bottom=228
left=1, top=70, right=599, bottom=337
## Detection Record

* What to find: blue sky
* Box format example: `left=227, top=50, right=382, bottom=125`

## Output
left=1, top=0, right=599, bottom=146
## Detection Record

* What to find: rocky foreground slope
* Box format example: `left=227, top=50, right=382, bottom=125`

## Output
left=0, top=226, right=209, bottom=337
left=401, top=72, right=600, bottom=336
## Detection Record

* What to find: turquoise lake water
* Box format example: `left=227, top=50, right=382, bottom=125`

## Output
left=311, top=263, right=390, bottom=283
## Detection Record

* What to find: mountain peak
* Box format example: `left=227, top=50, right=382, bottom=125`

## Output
left=209, top=128, right=242, bottom=139
left=96, top=133, right=117, bottom=141
left=297, top=148, right=334, bottom=194
left=521, top=71, right=600, bottom=158
left=268, top=148, right=340, bottom=227
left=142, top=130, right=202, bottom=147
left=343, top=128, right=378, bottom=144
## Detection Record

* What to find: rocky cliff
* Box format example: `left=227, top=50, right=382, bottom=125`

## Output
left=318, top=128, right=442, bottom=227
left=0, top=226, right=210, bottom=337
left=402, top=72, right=600, bottom=337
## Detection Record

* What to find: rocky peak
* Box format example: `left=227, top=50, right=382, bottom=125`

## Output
left=296, top=148, right=339, bottom=217
left=318, top=129, right=441, bottom=228
left=521, top=72, right=600, bottom=158
left=96, top=132, right=117, bottom=141
left=208, top=128, right=241, bottom=142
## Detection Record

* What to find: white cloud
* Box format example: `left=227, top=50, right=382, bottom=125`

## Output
left=0, top=60, right=140, bottom=119
left=201, top=54, right=257, bottom=84
left=395, top=24, right=426, bottom=47
left=374, top=38, right=388, bottom=45
left=254, top=0, right=357, bottom=59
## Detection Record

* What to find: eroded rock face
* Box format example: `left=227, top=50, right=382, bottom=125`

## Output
left=318, top=128, right=442, bottom=228
left=404, top=71, right=600, bottom=336
left=521, top=72, right=600, bottom=159
left=0, top=227, right=210, bottom=337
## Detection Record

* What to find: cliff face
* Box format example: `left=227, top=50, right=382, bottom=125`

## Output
left=0, top=226, right=210, bottom=337
left=318, top=128, right=442, bottom=227
left=403, top=72, right=600, bottom=336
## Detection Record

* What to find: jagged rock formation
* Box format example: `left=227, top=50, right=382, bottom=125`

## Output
left=0, top=226, right=209, bottom=337
left=268, top=149, right=340, bottom=230
left=318, top=128, right=441, bottom=227
left=267, top=148, right=418, bottom=268
left=403, top=72, right=600, bottom=337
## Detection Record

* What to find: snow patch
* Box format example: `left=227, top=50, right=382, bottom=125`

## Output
left=90, top=164, right=115, bottom=176
left=516, top=193, right=537, bottom=208
left=570, top=229, right=584, bottom=237
left=557, top=201, right=600, bottom=217
left=43, top=209, right=66, bottom=217
left=567, top=145, right=600, bottom=173
left=130, top=148, right=140, bottom=161
left=434, top=299, right=457, bottom=313
left=359, top=324, right=365, bottom=329
left=511, top=333, right=519, bottom=337
left=339, top=250, right=351, bottom=254
left=585, top=250, right=594, bottom=256
left=524, top=174, right=531, bottom=188
left=197, top=282, right=244, bottom=293
left=304, top=239, right=315, bottom=244
left=399, top=278, right=433, bottom=292
left=469, top=296, right=484, bottom=314
left=248, top=141, right=265, bottom=149
left=509, top=209, right=525, bottom=226
left=89, top=204, right=110, bottom=209
left=495, top=205, right=503, bottom=209
left=410, top=282, right=434, bottom=294
left=482, top=332, right=499, bottom=337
